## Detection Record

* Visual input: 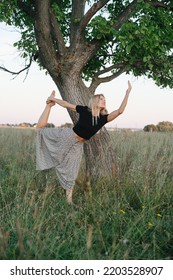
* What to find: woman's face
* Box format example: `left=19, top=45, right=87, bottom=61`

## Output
left=98, top=95, right=106, bottom=109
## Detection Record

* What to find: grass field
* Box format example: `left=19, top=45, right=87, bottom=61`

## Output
left=0, top=127, right=173, bottom=260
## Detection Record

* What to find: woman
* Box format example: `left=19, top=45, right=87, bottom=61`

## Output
left=36, top=80, right=132, bottom=204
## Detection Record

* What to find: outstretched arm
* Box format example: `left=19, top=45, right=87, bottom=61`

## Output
left=107, top=80, right=132, bottom=122
left=47, top=91, right=76, bottom=112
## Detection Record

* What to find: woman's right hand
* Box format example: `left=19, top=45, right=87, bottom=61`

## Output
left=46, top=91, right=56, bottom=107
left=46, top=100, right=55, bottom=107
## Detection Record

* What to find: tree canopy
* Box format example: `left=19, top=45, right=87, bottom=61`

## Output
left=0, top=0, right=173, bottom=89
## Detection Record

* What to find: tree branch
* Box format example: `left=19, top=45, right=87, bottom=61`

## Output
left=49, top=9, right=66, bottom=55
left=69, top=0, right=110, bottom=56
left=113, top=0, right=138, bottom=30
left=145, top=0, right=173, bottom=11
left=34, top=0, right=59, bottom=72
left=79, top=0, right=110, bottom=33
left=96, top=63, right=127, bottom=76
left=0, top=56, right=33, bottom=80
left=89, top=63, right=127, bottom=93
left=136, top=58, right=173, bottom=70
left=70, top=0, right=86, bottom=45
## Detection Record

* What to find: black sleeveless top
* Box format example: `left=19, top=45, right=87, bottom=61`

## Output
left=73, top=105, right=108, bottom=140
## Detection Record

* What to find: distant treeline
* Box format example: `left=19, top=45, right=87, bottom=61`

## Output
left=1, top=121, right=173, bottom=132
left=0, top=122, right=73, bottom=128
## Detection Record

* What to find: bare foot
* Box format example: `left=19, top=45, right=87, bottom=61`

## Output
left=50, top=90, right=55, bottom=98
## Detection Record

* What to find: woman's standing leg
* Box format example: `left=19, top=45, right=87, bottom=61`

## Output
left=36, top=91, right=55, bottom=128
left=66, top=188, right=73, bottom=205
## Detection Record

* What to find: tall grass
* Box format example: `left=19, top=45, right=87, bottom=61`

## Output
left=0, top=127, right=173, bottom=260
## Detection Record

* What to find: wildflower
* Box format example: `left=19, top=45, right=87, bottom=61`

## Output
left=156, top=213, right=162, bottom=217
left=141, top=205, right=145, bottom=209
left=26, top=240, right=31, bottom=246
left=119, top=209, right=126, bottom=214
left=122, top=239, right=129, bottom=244
left=147, top=222, right=154, bottom=227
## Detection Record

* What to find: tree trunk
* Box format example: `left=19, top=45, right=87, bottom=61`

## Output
left=51, top=72, right=116, bottom=183
left=84, top=128, right=116, bottom=183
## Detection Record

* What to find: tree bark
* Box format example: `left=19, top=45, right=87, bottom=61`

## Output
left=84, top=128, right=116, bottom=183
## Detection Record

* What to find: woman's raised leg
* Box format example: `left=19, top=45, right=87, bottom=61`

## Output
left=36, top=91, right=55, bottom=128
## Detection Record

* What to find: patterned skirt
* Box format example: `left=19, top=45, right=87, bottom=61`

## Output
left=36, top=127, right=84, bottom=189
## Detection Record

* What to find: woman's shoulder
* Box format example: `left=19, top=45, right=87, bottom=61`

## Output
left=76, top=105, right=89, bottom=113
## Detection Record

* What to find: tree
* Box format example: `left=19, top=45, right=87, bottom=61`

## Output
left=143, top=124, right=158, bottom=132
left=157, top=121, right=173, bottom=132
left=0, top=0, right=173, bottom=180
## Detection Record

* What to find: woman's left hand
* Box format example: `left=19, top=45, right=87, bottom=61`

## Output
left=126, top=80, right=132, bottom=94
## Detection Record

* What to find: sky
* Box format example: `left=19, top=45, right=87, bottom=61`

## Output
left=0, top=23, right=173, bottom=129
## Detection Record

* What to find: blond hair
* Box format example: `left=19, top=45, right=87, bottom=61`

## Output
left=88, top=94, right=108, bottom=125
